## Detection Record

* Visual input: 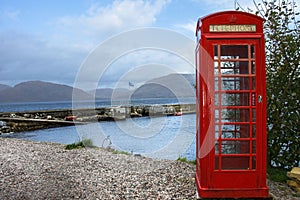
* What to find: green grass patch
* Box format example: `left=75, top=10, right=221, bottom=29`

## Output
left=293, top=193, right=300, bottom=198
left=267, top=167, right=288, bottom=183
left=65, top=138, right=95, bottom=150
left=112, top=149, right=131, bottom=155
left=177, top=156, right=196, bottom=165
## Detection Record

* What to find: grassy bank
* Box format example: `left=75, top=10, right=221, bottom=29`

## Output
left=65, top=138, right=95, bottom=150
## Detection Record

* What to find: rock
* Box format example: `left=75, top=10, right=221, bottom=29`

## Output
left=287, top=180, right=300, bottom=193
left=287, top=167, right=300, bottom=194
left=287, top=167, right=300, bottom=180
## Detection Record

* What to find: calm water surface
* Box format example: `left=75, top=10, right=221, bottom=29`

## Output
left=1, top=100, right=196, bottom=160
left=0, top=98, right=195, bottom=112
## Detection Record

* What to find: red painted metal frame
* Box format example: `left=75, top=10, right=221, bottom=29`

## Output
left=195, top=11, right=269, bottom=198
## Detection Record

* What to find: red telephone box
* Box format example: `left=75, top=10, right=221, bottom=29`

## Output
left=195, top=11, right=269, bottom=198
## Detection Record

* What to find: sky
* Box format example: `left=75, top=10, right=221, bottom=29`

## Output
left=0, top=0, right=299, bottom=90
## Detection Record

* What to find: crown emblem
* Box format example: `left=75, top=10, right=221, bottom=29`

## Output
left=228, top=15, right=237, bottom=23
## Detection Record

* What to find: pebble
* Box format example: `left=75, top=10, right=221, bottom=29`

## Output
left=0, top=138, right=195, bottom=199
left=0, top=138, right=298, bottom=199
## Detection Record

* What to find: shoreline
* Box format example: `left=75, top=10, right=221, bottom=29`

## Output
left=0, top=104, right=196, bottom=133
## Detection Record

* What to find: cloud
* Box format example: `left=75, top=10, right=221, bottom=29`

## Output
left=97, top=48, right=195, bottom=88
left=57, top=0, right=170, bottom=38
left=190, top=0, right=261, bottom=13
left=0, top=8, right=21, bottom=22
left=0, top=1, right=172, bottom=87
left=173, top=0, right=254, bottom=35
left=175, top=20, right=197, bottom=35
left=73, top=28, right=195, bottom=90
left=0, top=30, right=88, bottom=86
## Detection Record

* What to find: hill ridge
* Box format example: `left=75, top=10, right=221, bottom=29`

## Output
left=0, top=73, right=195, bottom=103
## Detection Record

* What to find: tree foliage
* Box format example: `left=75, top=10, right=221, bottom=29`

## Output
left=252, top=0, right=300, bottom=169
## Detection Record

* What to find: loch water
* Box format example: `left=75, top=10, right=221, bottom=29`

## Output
left=0, top=98, right=196, bottom=161
left=0, top=97, right=195, bottom=112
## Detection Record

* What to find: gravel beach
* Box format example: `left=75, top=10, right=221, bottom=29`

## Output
left=0, top=138, right=195, bottom=199
left=0, top=138, right=298, bottom=199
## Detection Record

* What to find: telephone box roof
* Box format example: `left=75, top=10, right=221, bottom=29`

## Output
left=196, top=11, right=264, bottom=35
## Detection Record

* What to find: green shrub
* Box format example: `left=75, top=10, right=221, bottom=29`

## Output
left=65, top=138, right=94, bottom=150
left=249, top=0, right=300, bottom=169
left=112, top=149, right=131, bottom=155
left=177, top=156, right=196, bottom=165
left=267, top=167, right=288, bottom=183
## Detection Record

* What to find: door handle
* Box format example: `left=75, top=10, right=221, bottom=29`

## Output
left=258, top=95, right=263, bottom=103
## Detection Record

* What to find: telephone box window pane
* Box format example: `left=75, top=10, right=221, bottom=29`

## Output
left=252, top=77, right=256, bottom=90
left=215, top=94, right=219, bottom=105
left=215, top=110, right=219, bottom=121
left=215, top=131, right=220, bottom=139
left=252, top=109, right=256, bottom=122
left=220, top=109, right=235, bottom=122
left=221, top=108, right=250, bottom=122
left=251, top=45, right=255, bottom=58
left=215, top=125, right=219, bottom=131
left=222, top=141, right=240, bottom=154
left=220, top=124, right=250, bottom=138
left=221, top=93, right=250, bottom=106
left=252, top=125, right=256, bottom=138
left=253, top=141, right=256, bottom=153
left=240, top=141, right=250, bottom=153
left=220, top=61, right=249, bottom=74
left=214, top=45, right=218, bottom=59
left=214, top=61, right=219, bottom=74
left=215, top=143, right=219, bottom=154
left=214, top=78, right=218, bottom=90
left=251, top=61, right=256, bottom=74
left=221, top=131, right=241, bottom=139
left=221, top=124, right=239, bottom=132
left=239, top=124, right=250, bottom=138
left=215, top=129, right=220, bottom=139
left=220, top=45, right=248, bottom=59
left=215, top=156, right=219, bottom=169
left=252, top=156, right=256, bottom=169
left=221, top=156, right=250, bottom=170
left=220, top=77, right=251, bottom=90
left=222, top=141, right=250, bottom=154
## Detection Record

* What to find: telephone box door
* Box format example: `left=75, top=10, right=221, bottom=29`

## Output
left=210, top=39, right=265, bottom=188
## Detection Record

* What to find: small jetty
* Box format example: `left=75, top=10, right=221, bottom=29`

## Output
left=0, top=117, right=86, bottom=133
left=0, top=104, right=195, bottom=133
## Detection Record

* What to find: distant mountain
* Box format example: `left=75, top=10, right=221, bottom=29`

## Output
left=0, top=74, right=195, bottom=103
left=0, top=84, right=11, bottom=92
left=92, top=73, right=195, bottom=100
left=90, top=88, right=131, bottom=99
left=131, top=73, right=195, bottom=99
left=0, top=81, right=92, bottom=103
